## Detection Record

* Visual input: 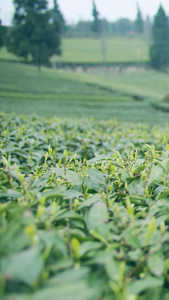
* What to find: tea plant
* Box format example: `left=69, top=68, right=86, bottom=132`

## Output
left=1, top=113, right=169, bottom=300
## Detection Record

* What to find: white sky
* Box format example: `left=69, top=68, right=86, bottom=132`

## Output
left=1, top=0, right=169, bottom=25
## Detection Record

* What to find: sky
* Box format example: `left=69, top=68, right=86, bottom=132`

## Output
left=1, top=0, right=169, bottom=25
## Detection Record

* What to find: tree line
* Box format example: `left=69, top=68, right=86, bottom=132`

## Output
left=73, top=1, right=145, bottom=37
left=0, top=0, right=169, bottom=70
left=90, top=1, right=169, bottom=71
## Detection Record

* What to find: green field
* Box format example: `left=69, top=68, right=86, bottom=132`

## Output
left=0, top=47, right=22, bottom=62
left=0, top=59, right=169, bottom=125
left=54, top=37, right=149, bottom=64
left=67, top=69, right=169, bottom=99
left=0, top=36, right=149, bottom=64
left=0, top=40, right=169, bottom=125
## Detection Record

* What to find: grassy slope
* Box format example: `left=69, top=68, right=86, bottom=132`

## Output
left=53, top=37, right=149, bottom=63
left=0, top=60, right=133, bottom=119
left=1, top=60, right=169, bottom=124
left=64, top=69, right=169, bottom=100
left=0, top=47, right=22, bottom=61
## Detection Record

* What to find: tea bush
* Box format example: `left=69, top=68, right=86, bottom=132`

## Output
left=1, top=113, right=169, bottom=300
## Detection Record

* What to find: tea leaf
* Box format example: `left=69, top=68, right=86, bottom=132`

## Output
left=1, top=247, right=43, bottom=286
left=129, top=276, right=163, bottom=294
left=147, top=254, right=165, bottom=276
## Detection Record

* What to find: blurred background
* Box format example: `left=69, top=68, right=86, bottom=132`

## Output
left=0, top=0, right=169, bottom=125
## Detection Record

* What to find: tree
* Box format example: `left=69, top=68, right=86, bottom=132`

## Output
left=0, top=8, right=8, bottom=48
left=91, top=1, right=100, bottom=36
left=67, top=21, right=93, bottom=37
left=144, top=15, right=152, bottom=45
left=112, top=18, right=134, bottom=35
left=52, top=0, right=66, bottom=34
left=6, top=0, right=61, bottom=68
left=134, top=3, right=144, bottom=34
left=0, top=25, right=8, bottom=48
left=149, top=5, right=169, bottom=70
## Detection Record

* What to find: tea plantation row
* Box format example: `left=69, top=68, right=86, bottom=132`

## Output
left=1, top=113, right=169, bottom=300
left=1, top=60, right=169, bottom=125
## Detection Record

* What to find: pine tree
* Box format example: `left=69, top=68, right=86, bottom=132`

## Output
left=6, top=0, right=61, bottom=69
left=134, top=3, right=144, bottom=34
left=52, top=0, right=65, bottom=34
left=91, top=1, right=100, bottom=36
left=149, top=5, right=169, bottom=70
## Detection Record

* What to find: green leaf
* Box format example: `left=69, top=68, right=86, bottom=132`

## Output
left=51, top=168, right=82, bottom=185
left=148, top=159, right=169, bottom=186
left=128, top=178, right=144, bottom=195
left=123, top=228, right=141, bottom=248
left=157, top=187, right=169, bottom=200
left=147, top=254, right=165, bottom=276
left=63, top=189, right=82, bottom=199
left=87, top=154, right=112, bottom=164
left=143, top=289, right=162, bottom=300
left=0, top=221, right=31, bottom=255
left=128, top=249, right=143, bottom=261
left=33, top=281, right=96, bottom=300
left=1, top=248, right=43, bottom=286
left=69, top=228, right=86, bottom=239
left=0, top=247, right=43, bottom=286
left=105, top=258, right=120, bottom=281
left=37, top=230, right=68, bottom=256
left=41, top=187, right=66, bottom=200
left=85, top=169, right=105, bottom=192
left=0, top=189, right=21, bottom=198
left=56, top=211, right=84, bottom=222
left=86, top=201, right=109, bottom=238
left=80, top=241, right=102, bottom=256
left=129, top=276, right=163, bottom=294
left=133, top=164, right=145, bottom=174
left=84, top=250, right=112, bottom=265
left=48, top=258, right=74, bottom=273
left=78, top=194, right=101, bottom=210
left=48, top=267, right=89, bottom=285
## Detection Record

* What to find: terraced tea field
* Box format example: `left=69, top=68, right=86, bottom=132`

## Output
left=0, top=60, right=169, bottom=124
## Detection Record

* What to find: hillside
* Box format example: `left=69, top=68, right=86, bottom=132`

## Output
left=0, top=60, right=169, bottom=124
